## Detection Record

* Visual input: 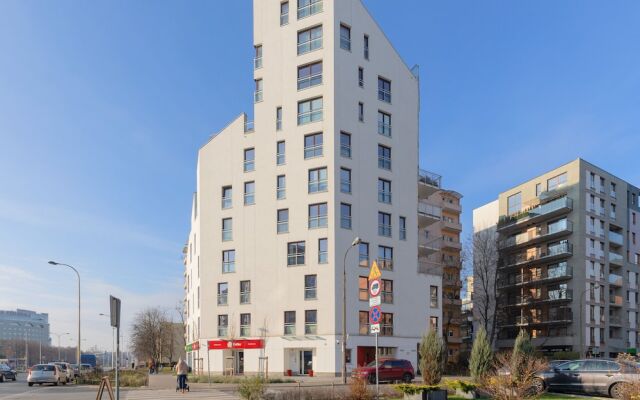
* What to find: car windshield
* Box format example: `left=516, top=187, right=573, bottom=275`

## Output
left=366, top=361, right=381, bottom=367
left=33, top=365, right=55, bottom=371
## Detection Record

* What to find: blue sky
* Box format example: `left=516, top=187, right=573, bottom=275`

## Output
left=1, top=0, right=639, bottom=350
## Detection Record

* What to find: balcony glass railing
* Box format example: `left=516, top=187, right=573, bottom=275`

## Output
left=418, top=169, right=442, bottom=189
left=513, top=289, right=572, bottom=305
left=501, top=220, right=572, bottom=249
left=609, top=252, right=624, bottom=265
left=418, top=202, right=442, bottom=219
left=501, top=265, right=573, bottom=288
left=505, top=242, right=573, bottom=267
left=499, top=197, right=573, bottom=229
left=609, top=231, right=624, bottom=245
left=609, top=274, right=623, bottom=286
left=610, top=295, right=623, bottom=306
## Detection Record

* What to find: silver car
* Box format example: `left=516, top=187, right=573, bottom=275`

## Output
left=27, top=364, right=66, bottom=386
left=48, top=362, right=73, bottom=382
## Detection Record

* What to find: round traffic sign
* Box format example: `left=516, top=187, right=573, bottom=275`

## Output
left=369, top=279, right=381, bottom=297
left=369, top=305, right=382, bottom=324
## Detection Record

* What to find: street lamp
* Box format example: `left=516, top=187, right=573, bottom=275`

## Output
left=342, top=237, right=361, bottom=384
left=48, top=261, right=81, bottom=370
left=578, top=283, right=602, bottom=358
left=99, top=313, right=115, bottom=369
left=51, top=332, right=70, bottom=361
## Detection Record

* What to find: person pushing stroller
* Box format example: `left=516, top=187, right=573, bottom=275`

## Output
left=176, top=358, right=189, bottom=393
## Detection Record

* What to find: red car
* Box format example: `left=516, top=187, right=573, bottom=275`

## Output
left=352, top=359, right=414, bottom=383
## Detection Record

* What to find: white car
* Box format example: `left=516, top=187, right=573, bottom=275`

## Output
left=49, top=362, right=73, bottom=382
left=27, top=364, right=66, bottom=386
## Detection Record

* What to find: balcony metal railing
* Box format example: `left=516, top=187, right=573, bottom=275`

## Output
left=418, top=169, right=442, bottom=189
left=609, top=316, right=622, bottom=325
left=498, top=196, right=573, bottom=230
left=610, top=295, right=623, bottom=306
left=512, top=311, right=573, bottom=326
left=504, top=242, right=573, bottom=268
left=378, top=122, right=392, bottom=137
left=511, top=289, right=573, bottom=306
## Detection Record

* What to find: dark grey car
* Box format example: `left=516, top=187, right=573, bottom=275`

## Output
left=534, top=359, right=640, bottom=398
left=0, top=364, right=17, bottom=382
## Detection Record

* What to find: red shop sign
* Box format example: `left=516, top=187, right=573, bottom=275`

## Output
left=208, top=340, right=230, bottom=350
left=191, top=341, right=201, bottom=351
left=207, top=339, right=264, bottom=350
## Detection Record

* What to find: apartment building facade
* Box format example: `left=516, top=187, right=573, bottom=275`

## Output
left=0, top=309, right=50, bottom=344
left=183, top=0, right=441, bottom=376
left=417, top=176, right=463, bottom=365
left=474, top=158, right=640, bottom=357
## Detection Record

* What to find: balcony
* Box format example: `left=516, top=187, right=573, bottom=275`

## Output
left=509, top=289, right=573, bottom=306
left=610, top=295, right=623, bottom=306
left=418, top=259, right=443, bottom=275
left=609, top=252, right=624, bottom=266
left=508, top=311, right=573, bottom=327
left=608, top=274, right=623, bottom=287
left=441, top=217, right=462, bottom=233
left=446, top=336, right=463, bottom=344
left=418, top=169, right=442, bottom=198
left=418, top=201, right=441, bottom=228
left=499, top=220, right=573, bottom=251
left=498, top=196, right=573, bottom=232
left=609, top=231, right=624, bottom=246
left=503, top=242, right=573, bottom=269
left=444, top=297, right=462, bottom=306
left=441, top=237, right=462, bottom=252
left=443, top=276, right=462, bottom=287
left=244, top=120, right=255, bottom=133
left=498, top=265, right=573, bottom=289
left=419, top=236, right=441, bottom=257
left=609, top=316, right=623, bottom=326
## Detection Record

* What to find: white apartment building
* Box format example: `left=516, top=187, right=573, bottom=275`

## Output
left=183, top=0, right=441, bottom=376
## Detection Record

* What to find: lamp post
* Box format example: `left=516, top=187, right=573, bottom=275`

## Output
left=100, top=313, right=116, bottom=369
left=342, top=237, right=361, bottom=384
left=52, top=332, right=70, bottom=361
left=48, top=261, right=81, bottom=370
left=578, top=283, right=602, bottom=358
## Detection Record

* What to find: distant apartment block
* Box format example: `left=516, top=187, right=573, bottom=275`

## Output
left=0, top=309, right=50, bottom=344
left=474, top=158, right=640, bottom=357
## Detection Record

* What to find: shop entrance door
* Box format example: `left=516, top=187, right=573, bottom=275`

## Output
left=299, top=350, right=313, bottom=375
left=235, top=351, right=244, bottom=375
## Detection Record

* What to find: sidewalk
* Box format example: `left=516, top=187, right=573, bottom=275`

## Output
left=147, top=373, right=178, bottom=390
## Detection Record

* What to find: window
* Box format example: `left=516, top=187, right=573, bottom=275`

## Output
left=287, top=241, right=306, bottom=266
left=240, top=280, right=251, bottom=304
left=304, top=133, right=323, bottom=158
left=378, top=77, right=391, bottom=103
left=381, top=313, right=393, bottom=336
left=430, top=316, right=438, bottom=331
left=536, top=183, right=542, bottom=196
left=611, top=182, right=617, bottom=198
left=305, top=274, right=317, bottom=299
left=378, top=144, right=391, bottom=170
left=305, top=310, right=317, bottom=334
left=399, top=216, right=406, bottom=240
left=277, top=175, right=286, bottom=200
left=378, top=179, right=391, bottom=204
left=358, top=102, right=364, bottom=122
left=297, top=0, right=322, bottom=19
left=340, top=132, right=351, bottom=158
left=364, top=34, right=369, bottom=59
left=280, top=1, right=289, bottom=25
left=298, top=61, right=323, bottom=90
left=378, top=245, right=393, bottom=270
left=277, top=141, right=286, bottom=165
left=375, top=112, right=393, bottom=139
left=254, top=79, right=263, bottom=103
left=276, top=107, right=283, bottom=131
left=277, top=209, right=289, bottom=233
left=611, top=204, right=616, bottom=220
left=547, top=172, right=567, bottom=191
left=222, top=186, right=232, bottom=209
left=358, top=67, right=364, bottom=87
left=382, top=279, right=393, bottom=303
left=217, top=283, right=228, bottom=306
left=244, top=181, right=255, bottom=205
left=308, top=203, right=328, bottom=228
left=218, top=315, right=228, bottom=337
left=378, top=212, right=392, bottom=237
left=341, top=203, right=352, bottom=229
left=359, top=242, right=369, bottom=267
left=222, top=218, right=232, bottom=241
left=308, top=167, right=328, bottom=193
left=297, top=26, right=322, bottom=55
left=507, top=192, right=521, bottom=215
left=340, top=24, right=351, bottom=50
left=240, top=313, right=251, bottom=337
left=298, top=97, right=323, bottom=124
left=222, top=250, right=235, bottom=273
left=244, top=148, right=255, bottom=172
left=340, top=168, right=352, bottom=193
left=254, top=45, right=262, bottom=69
left=359, top=277, right=368, bottom=300
left=430, top=286, right=438, bottom=307
left=318, top=238, right=328, bottom=264
left=359, top=311, right=369, bottom=334
left=284, top=311, right=296, bottom=335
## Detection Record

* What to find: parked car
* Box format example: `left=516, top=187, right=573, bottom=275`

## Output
left=27, top=364, right=66, bottom=386
left=48, top=362, right=73, bottom=382
left=532, top=359, right=640, bottom=399
left=0, top=364, right=17, bottom=382
left=352, top=359, right=414, bottom=384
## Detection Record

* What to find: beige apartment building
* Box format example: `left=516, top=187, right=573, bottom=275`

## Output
left=183, top=0, right=442, bottom=377
left=474, top=158, right=640, bottom=357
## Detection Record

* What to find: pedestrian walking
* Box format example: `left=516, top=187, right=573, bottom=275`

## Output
left=176, top=357, right=189, bottom=393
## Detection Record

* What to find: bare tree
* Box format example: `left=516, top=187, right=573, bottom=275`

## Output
left=131, top=307, right=171, bottom=365
left=470, top=228, right=500, bottom=346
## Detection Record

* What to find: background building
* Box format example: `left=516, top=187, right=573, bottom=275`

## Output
left=0, top=309, right=50, bottom=345
left=460, top=276, right=474, bottom=356
left=474, top=158, right=640, bottom=357
left=183, top=0, right=441, bottom=376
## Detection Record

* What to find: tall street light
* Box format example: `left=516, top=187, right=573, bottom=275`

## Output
left=48, top=261, right=81, bottom=370
left=342, top=237, right=361, bottom=384
left=100, top=313, right=115, bottom=369
left=51, top=332, right=70, bottom=361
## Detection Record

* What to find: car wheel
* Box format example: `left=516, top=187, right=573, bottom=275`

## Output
left=28, top=382, right=33, bottom=387
left=0, top=375, right=4, bottom=382
left=54, top=379, right=59, bottom=386
left=368, top=374, right=376, bottom=384
left=610, top=382, right=625, bottom=399
left=402, top=373, right=413, bottom=383
left=12, top=376, right=16, bottom=381
left=531, top=378, right=545, bottom=394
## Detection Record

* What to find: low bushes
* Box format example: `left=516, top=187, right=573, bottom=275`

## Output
left=186, top=374, right=294, bottom=384
left=77, top=370, right=148, bottom=387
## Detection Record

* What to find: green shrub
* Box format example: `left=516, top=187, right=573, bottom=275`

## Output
left=238, top=376, right=265, bottom=400
left=419, top=330, right=446, bottom=385
left=394, top=384, right=442, bottom=395
left=445, top=379, right=477, bottom=393
left=469, top=326, right=493, bottom=382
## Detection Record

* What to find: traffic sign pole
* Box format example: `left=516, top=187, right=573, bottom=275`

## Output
left=367, top=261, right=381, bottom=400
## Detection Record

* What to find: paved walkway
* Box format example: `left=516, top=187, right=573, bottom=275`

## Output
left=125, top=389, right=239, bottom=400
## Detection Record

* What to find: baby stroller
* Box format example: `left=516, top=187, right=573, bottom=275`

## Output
left=176, top=375, right=190, bottom=392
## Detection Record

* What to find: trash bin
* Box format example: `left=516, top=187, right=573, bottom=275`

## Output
left=308, top=370, right=314, bottom=377
left=286, top=369, right=292, bottom=376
